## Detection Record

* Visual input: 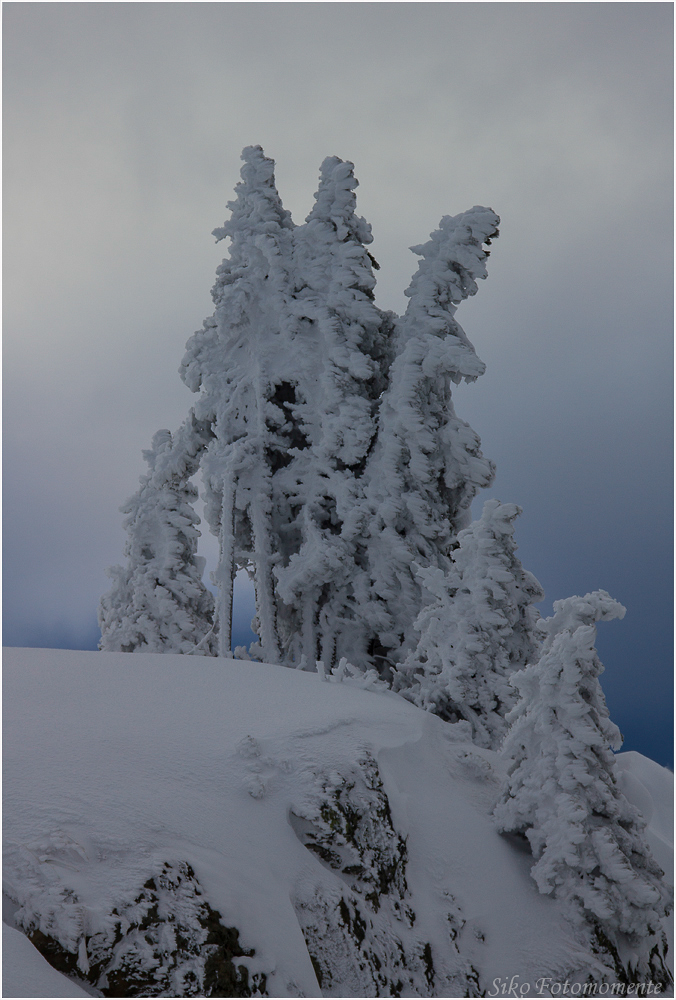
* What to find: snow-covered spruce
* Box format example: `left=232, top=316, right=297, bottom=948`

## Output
left=493, top=590, right=673, bottom=986
left=358, top=208, right=499, bottom=677
left=106, top=149, right=500, bottom=673
left=273, top=156, right=393, bottom=672
left=180, top=145, right=297, bottom=662
left=398, top=500, right=544, bottom=749
left=99, top=421, right=216, bottom=655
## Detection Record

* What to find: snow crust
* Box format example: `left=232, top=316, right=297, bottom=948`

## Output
left=3, top=647, right=672, bottom=997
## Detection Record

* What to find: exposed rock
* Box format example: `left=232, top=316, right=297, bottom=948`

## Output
left=290, top=754, right=484, bottom=997
left=18, top=862, right=267, bottom=998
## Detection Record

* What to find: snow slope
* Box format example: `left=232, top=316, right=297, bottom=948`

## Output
left=2, top=922, right=94, bottom=998
left=3, top=647, right=673, bottom=997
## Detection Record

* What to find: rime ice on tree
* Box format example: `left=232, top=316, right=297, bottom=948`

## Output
left=494, top=590, right=672, bottom=985
left=399, top=500, right=544, bottom=749
left=358, top=209, right=499, bottom=675
left=104, top=148, right=500, bottom=674
left=180, top=145, right=296, bottom=661
left=274, top=156, right=391, bottom=671
left=99, top=425, right=216, bottom=654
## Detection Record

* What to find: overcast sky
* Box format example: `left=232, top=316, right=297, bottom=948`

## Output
left=4, top=3, right=673, bottom=764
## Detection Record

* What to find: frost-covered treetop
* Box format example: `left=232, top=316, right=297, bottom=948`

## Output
left=538, top=590, right=626, bottom=645
left=406, top=207, right=500, bottom=305
left=451, top=499, right=538, bottom=586
left=506, top=590, right=627, bottom=757
left=450, top=499, right=544, bottom=629
left=305, top=156, right=373, bottom=244
left=142, top=428, right=172, bottom=471
left=400, top=207, right=499, bottom=385
left=293, top=158, right=384, bottom=351
left=530, top=590, right=627, bottom=755
left=211, top=144, right=294, bottom=243
left=180, top=145, right=296, bottom=397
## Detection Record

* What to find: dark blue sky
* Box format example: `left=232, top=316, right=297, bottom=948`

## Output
left=4, top=4, right=672, bottom=766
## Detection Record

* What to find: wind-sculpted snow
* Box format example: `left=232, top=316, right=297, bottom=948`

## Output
left=3, top=648, right=673, bottom=997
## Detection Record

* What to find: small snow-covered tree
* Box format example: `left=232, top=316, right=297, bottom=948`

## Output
left=359, top=209, right=499, bottom=676
left=493, top=590, right=672, bottom=984
left=399, top=500, right=544, bottom=749
left=99, top=424, right=216, bottom=654
left=273, top=156, right=392, bottom=670
left=180, top=145, right=297, bottom=661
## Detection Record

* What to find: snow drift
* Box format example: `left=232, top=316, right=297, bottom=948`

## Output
left=3, top=647, right=673, bottom=997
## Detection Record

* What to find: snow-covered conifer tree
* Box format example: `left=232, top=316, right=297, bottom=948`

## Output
left=104, top=152, right=503, bottom=675
left=359, top=209, right=499, bottom=676
left=273, top=157, right=393, bottom=670
left=494, top=590, right=672, bottom=984
left=179, top=145, right=297, bottom=661
left=99, top=423, right=216, bottom=654
left=399, top=500, right=544, bottom=749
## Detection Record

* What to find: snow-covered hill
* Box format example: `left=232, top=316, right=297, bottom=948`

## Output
left=3, top=648, right=673, bottom=997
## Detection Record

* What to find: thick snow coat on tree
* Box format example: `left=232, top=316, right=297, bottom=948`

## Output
left=273, top=156, right=392, bottom=671
left=107, top=148, right=501, bottom=675
left=399, top=500, right=544, bottom=749
left=493, top=590, right=672, bottom=985
left=180, top=145, right=298, bottom=662
left=98, top=425, right=216, bottom=655
left=358, top=209, right=499, bottom=673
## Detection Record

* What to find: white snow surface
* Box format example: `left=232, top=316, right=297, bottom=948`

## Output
left=3, top=647, right=673, bottom=998
left=2, top=922, right=95, bottom=997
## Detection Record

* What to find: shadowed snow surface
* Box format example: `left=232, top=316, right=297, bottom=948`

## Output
left=3, top=648, right=673, bottom=997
